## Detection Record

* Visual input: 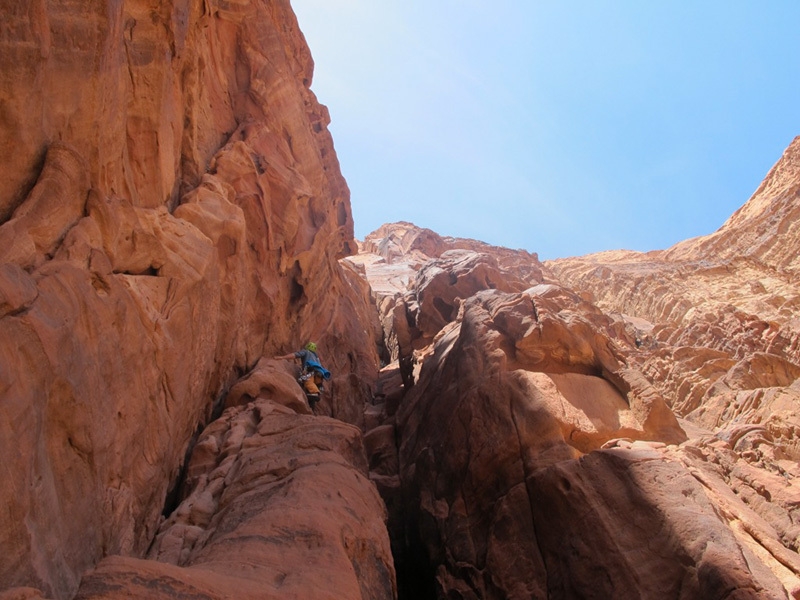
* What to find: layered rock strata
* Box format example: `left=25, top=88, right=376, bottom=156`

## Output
left=358, top=191, right=800, bottom=597
left=549, top=138, right=800, bottom=356
left=541, top=138, right=800, bottom=598
left=5, top=0, right=800, bottom=597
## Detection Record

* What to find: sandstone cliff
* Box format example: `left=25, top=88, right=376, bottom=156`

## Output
left=548, top=138, right=800, bottom=463
left=0, top=1, right=389, bottom=598
left=356, top=184, right=800, bottom=597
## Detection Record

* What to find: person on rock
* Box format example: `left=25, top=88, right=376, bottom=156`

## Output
left=275, top=342, right=331, bottom=411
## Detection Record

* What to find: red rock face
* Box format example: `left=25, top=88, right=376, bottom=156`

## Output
left=74, top=397, right=396, bottom=600
left=0, top=1, right=383, bottom=598
left=349, top=223, right=546, bottom=389
left=357, top=154, right=800, bottom=598
left=545, top=139, right=800, bottom=596
left=392, top=289, right=691, bottom=597
left=5, top=1, right=800, bottom=598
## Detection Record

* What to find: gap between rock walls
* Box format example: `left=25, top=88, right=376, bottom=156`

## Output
left=2, top=0, right=800, bottom=597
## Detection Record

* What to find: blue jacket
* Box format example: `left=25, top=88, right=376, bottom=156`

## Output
left=295, top=349, right=332, bottom=379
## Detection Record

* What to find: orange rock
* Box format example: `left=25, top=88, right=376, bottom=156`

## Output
left=393, top=287, right=687, bottom=597
left=223, top=357, right=311, bottom=413
left=0, top=1, right=379, bottom=597
left=357, top=154, right=800, bottom=594
left=540, top=136, right=800, bottom=598
left=76, top=401, right=395, bottom=599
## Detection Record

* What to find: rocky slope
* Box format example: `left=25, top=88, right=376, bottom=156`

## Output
left=0, top=1, right=388, bottom=599
left=549, top=138, right=800, bottom=464
left=354, top=153, right=800, bottom=598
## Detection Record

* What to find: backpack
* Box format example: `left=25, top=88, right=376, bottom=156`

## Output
left=303, top=354, right=331, bottom=380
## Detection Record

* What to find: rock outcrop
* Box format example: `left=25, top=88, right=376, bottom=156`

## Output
left=534, top=139, right=800, bottom=598
left=393, top=288, right=693, bottom=598
left=349, top=222, right=546, bottom=386
left=0, top=1, right=384, bottom=598
left=528, top=447, right=789, bottom=599
left=548, top=138, right=800, bottom=340
left=355, top=141, right=800, bottom=600
left=76, top=393, right=395, bottom=600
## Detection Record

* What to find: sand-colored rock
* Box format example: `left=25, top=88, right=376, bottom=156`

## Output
left=351, top=221, right=544, bottom=299
left=655, top=425, right=800, bottom=598
left=351, top=229, right=549, bottom=389
left=222, top=357, right=312, bottom=413
left=548, top=138, right=800, bottom=371
left=411, top=250, right=528, bottom=340
left=667, top=136, right=800, bottom=272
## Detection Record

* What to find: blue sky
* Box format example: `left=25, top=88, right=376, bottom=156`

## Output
left=291, top=1, right=800, bottom=259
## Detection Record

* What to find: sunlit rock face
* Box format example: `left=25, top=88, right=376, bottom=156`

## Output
left=548, top=137, right=800, bottom=354
left=550, top=140, right=800, bottom=466
left=357, top=135, right=800, bottom=599
left=540, top=138, right=800, bottom=597
left=5, top=0, right=800, bottom=597
left=0, top=1, right=382, bottom=598
left=349, top=222, right=545, bottom=387
left=353, top=221, right=544, bottom=298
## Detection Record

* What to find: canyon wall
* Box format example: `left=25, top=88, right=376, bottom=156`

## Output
left=0, top=1, right=386, bottom=598
left=3, top=0, right=800, bottom=598
left=355, top=159, right=800, bottom=599
left=549, top=138, right=800, bottom=451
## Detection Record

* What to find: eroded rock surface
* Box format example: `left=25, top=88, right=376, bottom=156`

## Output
left=75, top=396, right=396, bottom=600
left=529, top=447, right=788, bottom=599
left=355, top=142, right=800, bottom=599
left=5, top=0, right=800, bottom=597
left=348, top=223, right=547, bottom=388
left=542, top=138, right=800, bottom=597
left=0, top=1, right=381, bottom=598
left=393, top=289, right=690, bottom=598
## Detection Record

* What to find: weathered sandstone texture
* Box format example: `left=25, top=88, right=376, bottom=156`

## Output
left=549, top=138, right=800, bottom=344
left=357, top=170, right=800, bottom=597
left=76, top=393, right=395, bottom=600
left=0, top=1, right=384, bottom=598
left=540, top=137, right=800, bottom=598
left=348, top=223, right=545, bottom=386
left=5, top=0, right=800, bottom=596
left=352, top=221, right=543, bottom=298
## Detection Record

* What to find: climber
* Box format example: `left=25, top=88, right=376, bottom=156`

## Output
left=275, top=342, right=331, bottom=411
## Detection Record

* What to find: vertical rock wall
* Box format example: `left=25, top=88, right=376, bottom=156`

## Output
left=0, top=1, right=380, bottom=598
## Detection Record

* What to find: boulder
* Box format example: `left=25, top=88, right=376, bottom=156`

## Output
left=529, top=448, right=789, bottom=599
left=76, top=399, right=396, bottom=600
left=395, top=289, right=687, bottom=597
